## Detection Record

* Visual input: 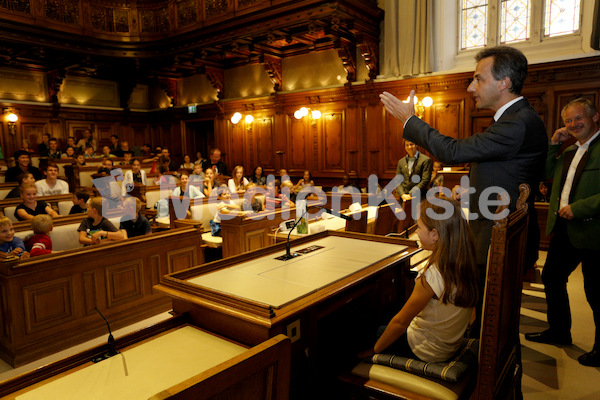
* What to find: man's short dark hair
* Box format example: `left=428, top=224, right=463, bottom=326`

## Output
left=209, top=148, right=221, bottom=156
left=75, top=189, right=90, bottom=202
left=44, top=161, right=58, bottom=172
left=13, top=150, right=29, bottom=159
left=475, top=46, right=528, bottom=95
left=16, top=171, right=33, bottom=184
left=48, top=138, right=58, bottom=143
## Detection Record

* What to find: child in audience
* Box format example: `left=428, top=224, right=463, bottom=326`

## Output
left=73, top=153, right=86, bottom=167
left=189, top=163, right=205, bottom=186
left=5, top=172, right=34, bottom=199
left=70, top=189, right=90, bottom=214
left=358, top=197, right=479, bottom=363
left=228, top=165, right=249, bottom=192
left=242, top=183, right=263, bottom=213
left=180, top=154, right=194, bottom=169
left=77, top=197, right=126, bottom=245
left=122, top=158, right=147, bottom=196
left=101, top=146, right=116, bottom=158
left=61, top=146, right=75, bottom=159
left=121, top=151, right=133, bottom=165
left=84, top=145, right=95, bottom=158
left=209, top=186, right=240, bottom=236
left=119, top=197, right=152, bottom=238
left=15, top=184, right=59, bottom=221
left=292, top=170, right=314, bottom=195
left=35, top=162, right=69, bottom=196
left=429, top=160, right=444, bottom=191
left=203, top=168, right=216, bottom=197
left=27, top=214, right=54, bottom=256
left=265, top=179, right=294, bottom=210
left=0, top=217, right=29, bottom=259
left=173, top=171, right=204, bottom=199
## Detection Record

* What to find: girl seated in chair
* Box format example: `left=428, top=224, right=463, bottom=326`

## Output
left=359, top=197, right=479, bottom=363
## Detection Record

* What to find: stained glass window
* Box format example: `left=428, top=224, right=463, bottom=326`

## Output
left=500, top=0, right=530, bottom=43
left=544, top=0, right=581, bottom=37
left=461, top=0, right=488, bottom=50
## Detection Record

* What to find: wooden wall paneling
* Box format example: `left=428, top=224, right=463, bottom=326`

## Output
left=228, top=120, right=247, bottom=170
left=105, top=261, right=144, bottom=308
left=96, top=122, right=117, bottom=148
left=82, top=271, right=97, bottom=316
left=287, top=113, right=311, bottom=174
left=65, top=121, right=94, bottom=144
left=20, top=121, right=49, bottom=155
left=382, top=108, right=405, bottom=175
left=553, top=86, right=600, bottom=130
left=254, top=115, right=275, bottom=171
left=0, top=282, right=7, bottom=338
left=23, top=278, right=75, bottom=334
left=272, top=112, right=288, bottom=173
left=131, top=123, right=151, bottom=147
left=244, top=228, right=267, bottom=253
left=319, top=110, right=345, bottom=175
left=363, top=103, right=383, bottom=177
left=167, top=246, right=198, bottom=274
left=344, top=105, right=359, bottom=175
left=431, top=97, right=464, bottom=142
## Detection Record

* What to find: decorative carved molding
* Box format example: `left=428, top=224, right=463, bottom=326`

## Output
left=357, top=37, right=379, bottom=80
left=205, top=67, right=224, bottom=99
left=158, top=78, right=177, bottom=106
left=177, top=0, right=197, bottom=28
left=44, top=0, right=79, bottom=25
left=261, top=55, right=282, bottom=92
left=47, top=69, right=64, bottom=103
left=335, top=40, right=356, bottom=82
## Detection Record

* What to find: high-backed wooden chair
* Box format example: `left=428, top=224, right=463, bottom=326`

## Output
left=341, top=183, right=531, bottom=400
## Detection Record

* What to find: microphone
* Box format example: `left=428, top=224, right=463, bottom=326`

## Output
left=92, top=307, right=119, bottom=363
left=312, top=205, right=353, bottom=221
left=278, top=208, right=308, bottom=261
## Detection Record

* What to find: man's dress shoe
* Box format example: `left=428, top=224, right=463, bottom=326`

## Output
left=578, top=350, right=600, bottom=367
left=524, top=330, right=572, bottom=345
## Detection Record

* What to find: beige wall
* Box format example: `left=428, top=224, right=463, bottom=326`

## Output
left=0, top=68, right=47, bottom=102
left=282, top=49, right=347, bottom=91
left=178, top=75, right=218, bottom=105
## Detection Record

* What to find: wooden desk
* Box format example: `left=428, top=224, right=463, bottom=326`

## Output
left=156, top=231, right=419, bottom=396
left=0, top=318, right=291, bottom=400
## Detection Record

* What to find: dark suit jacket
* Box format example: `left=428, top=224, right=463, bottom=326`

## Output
left=545, top=134, right=600, bottom=250
left=395, top=152, right=432, bottom=198
left=403, top=98, right=548, bottom=265
left=201, top=160, right=229, bottom=176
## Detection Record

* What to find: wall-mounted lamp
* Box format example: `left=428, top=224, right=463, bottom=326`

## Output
left=294, top=107, right=321, bottom=125
left=403, top=95, right=433, bottom=119
left=4, top=109, right=18, bottom=136
left=230, top=112, right=254, bottom=131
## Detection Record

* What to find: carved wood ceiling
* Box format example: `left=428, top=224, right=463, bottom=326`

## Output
left=0, top=0, right=382, bottom=104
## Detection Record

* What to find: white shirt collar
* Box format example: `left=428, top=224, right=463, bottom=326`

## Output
left=493, top=96, right=524, bottom=122
left=576, top=128, right=600, bottom=149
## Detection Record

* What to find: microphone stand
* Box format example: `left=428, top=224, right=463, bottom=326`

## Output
left=312, top=205, right=353, bottom=221
left=92, top=307, right=120, bottom=363
left=279, top=209, right=308, bottom=261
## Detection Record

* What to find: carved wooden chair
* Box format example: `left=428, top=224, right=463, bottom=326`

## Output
left=340, top=184, right=531, bottom=400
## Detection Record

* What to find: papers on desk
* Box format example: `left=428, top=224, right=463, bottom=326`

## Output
left=187, top=236, right=408, bottom=308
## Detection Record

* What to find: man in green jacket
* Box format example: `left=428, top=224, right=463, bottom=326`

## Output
left=525, top=98, right=600, bottom=367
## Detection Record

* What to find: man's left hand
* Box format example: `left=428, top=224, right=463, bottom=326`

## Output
left=380, top=90, right=416, bottom=125
left=558, top=205, right=574, bottom=220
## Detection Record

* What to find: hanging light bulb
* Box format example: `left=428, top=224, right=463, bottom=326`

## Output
left=244, top=114, right=254, bottom=124
left=231, top=112, right=242, bottom=124
left=311, top=110, right=322, bottom=119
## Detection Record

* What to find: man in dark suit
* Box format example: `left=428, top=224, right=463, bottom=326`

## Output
left=525, top=98, right=600, bottom=367
left=380, top=46, right=547, bottom=270
left=395, top=140, right=432, bottom=200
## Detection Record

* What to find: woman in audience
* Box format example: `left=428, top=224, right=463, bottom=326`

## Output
left=180, top=154, right=194, bottom=169
left=66, top=136, right=77, bottom=150
left=358, top=197, right=479, bottom=363
left=61, top=146, right=75, bottom=159
left=21, top=139, right=34, bottom=153
left=122, top=158, right=147, bottom=195
left=203, top=167, right=216, bottom=197
left=195, top=151, right=206, bottom=165
left=15, top=184, right=59, bottom=221
left=228, top=165, right=248, bottom=193
left=248, top=166, right=266, bottom=186
left=173, top=171, right=204, bottom=199
left=5, top=172, right=35, bottom=199
left=293, top=170, right=314, bottom=193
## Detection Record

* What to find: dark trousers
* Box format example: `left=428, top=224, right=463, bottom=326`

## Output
left=542, top=218, right=600, bottom=349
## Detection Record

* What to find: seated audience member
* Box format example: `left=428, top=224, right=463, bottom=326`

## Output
left=70, top=189, right=90, bottom=214
left=201, top=148, right=229, bottom=176
left=248, top=166, right=266, bottom=186
left=77, top=197, right=126, bottom=245
left=0, top=217, right=30, bottom=259
left=46, top=138, right=62, bottom=159
left=293, top=170, right=314, bottom=193
left=61, top=146, right=75, bottom=159
left=121, top=151, right=133, bottom=165
left=5, top=172, right=35, bottom=199
left=336, top=174, right=360, bottom=193
left=76, top=128, right=97, bottom=152
left=395, top=140, right=432, bottom=201
left=119, top=197, right=152, bottom=238
left=38, top=133, right=50, bottom=157
left=209, top=186, right=240, bottom=236
left=140, top=143, right=153, bottom=158
left=97, top=157, right=114, bottom=174
left=73, top=153, right=86, bottom=167
left=228, top=165, right=249, bottom=192
left=203, top=168, right=216, bottom=197
left=194, top=151, right=206, bottom=165
left=429, top=160, right=444, bottom=191
left=27, top=214, right=54, bottom=256
left=180, top=154, right=194, bottom=169
left=122, top=158, right=147, bottom=195
left=358, top=198, right=478, bottom=363
left=535, top=181, right=551, bottom=203
left=151, top=155, right=171, bottom=174
left=84, top=145, right=96, bottom=158
left=115, top=141, right=131, bottom=158
left=6, top=150, right=43, bottom=182
left=15, top=184, right=60, bottom=221
left=265, top=179, right=294, bottom=210
left=242, top=183, right=263, bottom=213
left=189, top=163, right=205, bottom=185
left=66, top=136, right=77, bottom=150
left=101, top=145, right=116, bottom=158
left=21, top=139, right=34, bottom=153
left=35, top=162, right=69, bottom=196
left=173, top=171, right=204, bottom=199
left=153, top=164, right=171, bottom=186
left=279, top=168, right=291, bottom=184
